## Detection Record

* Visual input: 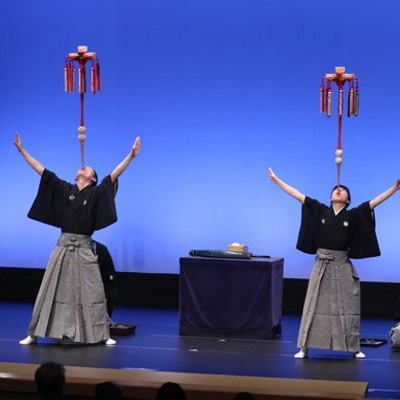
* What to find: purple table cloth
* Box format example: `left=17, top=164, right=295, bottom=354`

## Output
left=179, top=256, right=284, bottom=339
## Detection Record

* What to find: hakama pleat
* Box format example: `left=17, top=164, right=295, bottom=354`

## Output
left=28, top=233, right=110, bottom=344
left=297, top=248, right=360, bottom=352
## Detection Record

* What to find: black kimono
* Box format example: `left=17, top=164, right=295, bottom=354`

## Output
left=296, top=197, right=380, bottom=259
left=28, top=168, right=117, bottom=234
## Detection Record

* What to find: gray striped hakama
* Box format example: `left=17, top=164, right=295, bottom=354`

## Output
left=28, top=233, right=110, bottom=344
left=297, top=248, right=360, bottom=352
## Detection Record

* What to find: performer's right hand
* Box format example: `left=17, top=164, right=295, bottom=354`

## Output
left=131, top=136, right=141, bottom=158
left=13, top=132, right=23, bottom=152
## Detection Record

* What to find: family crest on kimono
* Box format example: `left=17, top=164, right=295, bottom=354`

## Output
left=269, top=167, right=400, bottom=359
left=14, top=132, right=141, bottom=345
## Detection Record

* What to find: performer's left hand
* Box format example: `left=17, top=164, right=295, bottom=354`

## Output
left=131, top=137, right=141, bottom=158
left=13, top=132, right=23, bottom=152
left=369, top=178, right=400, bottom=209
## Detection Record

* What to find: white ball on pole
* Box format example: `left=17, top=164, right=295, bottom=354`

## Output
left=78, top=126, right=86, bottom=142
left=335, top=149, right=343, bottom=157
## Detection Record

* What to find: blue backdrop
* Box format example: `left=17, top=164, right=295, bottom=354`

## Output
left=1, top=0, right=400, bottom=281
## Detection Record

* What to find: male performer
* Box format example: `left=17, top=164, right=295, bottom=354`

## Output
left=269, top=167, right=399, bottom=358
left=14, top=132, right=141, bottom=345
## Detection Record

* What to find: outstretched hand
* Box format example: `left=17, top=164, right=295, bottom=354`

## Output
left=268, top=167, right=305, bottom=203
left=268, top=167, right=278, bottom=183
left=111, top=136, right=142, bottom=183
left=131, top=137, right=141, bottom=158
left=396, top=178, right=400, bottom=190
left=13, top=131, right=44, bottom=175
left=13, top=132, right=23, bottom=151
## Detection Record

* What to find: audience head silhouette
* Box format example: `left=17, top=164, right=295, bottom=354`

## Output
left=94, top=381, right=123, bottom=399
left=155, top=382, right=186, bottom=400
left=35, top=361, right=66, bottom=400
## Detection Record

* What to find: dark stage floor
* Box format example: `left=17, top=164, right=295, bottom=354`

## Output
left=1, top=302, right=400, bottom=399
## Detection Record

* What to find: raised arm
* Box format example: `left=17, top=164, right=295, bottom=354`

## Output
left=13, top=132, right=44, bottom=176
left=110, top=137, right=141, bottom=183
left=369, top=179, right=400, bottom=209
left=269, top=167, right=305, bottom=204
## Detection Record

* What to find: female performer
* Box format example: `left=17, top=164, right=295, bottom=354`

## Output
left=269, top=167, right=399, bottom=358
left=14, top=133, right=141, bottom=345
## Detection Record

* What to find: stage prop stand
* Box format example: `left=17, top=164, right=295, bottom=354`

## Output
left=320, top=67, right=359, bottom=188
left=64, top=46, right=101, bottom=167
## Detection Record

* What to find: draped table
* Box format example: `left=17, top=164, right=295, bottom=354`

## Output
left=179, top=256, right=284, bottom=339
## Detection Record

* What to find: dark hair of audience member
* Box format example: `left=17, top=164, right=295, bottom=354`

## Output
left=35, top=361, right=66, bottom=400
left=155, top=382, right=186, bottom=400
left=233, top=392, right=256, bottom=400
left=94, top=381, right=123, bottom=399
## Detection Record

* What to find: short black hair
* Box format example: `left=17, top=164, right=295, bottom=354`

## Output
left=156, top=382, right=186, bottom=400
left=331, top=185, right=351, bottom=208
left=92, top=169, right=98, bottom=186
left=94, top=381, right=122, bottom=399
left=35, top=361, right=66, bottom=400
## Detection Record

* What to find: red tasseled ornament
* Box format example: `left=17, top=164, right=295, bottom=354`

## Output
left=338, top=87, right=343, bottom=116
left=320, top=83, right=326, bottom=113
left=96, top=62, right=101, bottom=91
left=79, top=63, right=86, bottom=93
left=70, top=64, right=75, bottom=92
left=64, top=63, right=69, bottom=92
left=91, top=63, right=96, bottom=94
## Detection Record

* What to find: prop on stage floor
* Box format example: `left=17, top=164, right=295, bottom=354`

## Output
left=64, top=45, right=101, bottom=167
left=360, top=338, right=388, bottom=347
left=390, top=322, right=400, bottom=350
left=110, top=323, right=136, bottom=336
left=320, top=66, right=359, bottom=188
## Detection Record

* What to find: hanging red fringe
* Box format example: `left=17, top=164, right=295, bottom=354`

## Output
left=320, top=82, right=326, bottom=113
left=70, top=64, right=75, bottom=92
left=347, top=85, right=354, bottom=117
left=79, top=63, right=86, bottom=93
left=338, top=86, right=343, bottom=116
left=327, top=85, right=332, bottom=117
left=354, top=79, right=359, bottom=116
left=64, top=63, right=69, bottom=92
left=91, top=63, right=96, bottom=94
left=96, top=62, right=101, bottom=91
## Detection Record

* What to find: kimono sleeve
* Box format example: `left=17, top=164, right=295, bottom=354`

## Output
left=27, top=169, right=72, bottom=227
left=296, top=196, right=326, bottom=254
left=94, top=175, right=118, bottom=231
left=348, top=201, right=381, bottom=259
